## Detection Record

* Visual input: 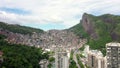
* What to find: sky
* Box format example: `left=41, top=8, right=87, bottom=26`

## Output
left=0, top=0, right=120, bottom=31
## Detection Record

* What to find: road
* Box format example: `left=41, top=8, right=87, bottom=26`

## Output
left=73, top=50, right=80, bottom=68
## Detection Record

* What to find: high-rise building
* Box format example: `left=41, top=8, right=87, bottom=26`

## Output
left=84, top=45, right=90, bottom=57
left=106, top=42, right=120, bottom=68
left=87, top=50, right=107, bottom=68
left=55, top=47, right=69, bottom=68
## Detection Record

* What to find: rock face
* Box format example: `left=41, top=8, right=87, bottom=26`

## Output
left=1, top=13, right=120, bottom=50
left=70, top=13, right=120, bottom=41
left=81, top=13, right=98, bottom=39
left=69, top=13, right=120, bottom=54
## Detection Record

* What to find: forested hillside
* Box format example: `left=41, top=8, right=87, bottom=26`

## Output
left=0, top=22, right=44, bottom=34
left=69, top=13, right=120, bottom=55
left=0, top=34, right=49, bottom=68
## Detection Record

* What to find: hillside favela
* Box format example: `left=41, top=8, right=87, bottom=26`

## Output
left=0, top=0, right=120, bottom=68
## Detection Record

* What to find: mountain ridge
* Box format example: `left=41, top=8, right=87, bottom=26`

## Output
left=1, top=13, right=120, bottom=56
left=0, top=22, right=44, bottom=35
left=69, top=13, right=120, bottom=55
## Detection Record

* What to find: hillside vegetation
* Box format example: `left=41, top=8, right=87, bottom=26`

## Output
left=0, top=34, right=49, bottom=68
left=69, top=23, right=89, bottom=38
left=69, top=13, right=120, bottom=56
left=0, top=22, right=43, bottom=34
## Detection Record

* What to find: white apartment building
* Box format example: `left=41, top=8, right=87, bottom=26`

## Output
left=87, top=49, right=107, bottom=68
left=106, top=42, right=120, bottom=68
left=55, top=47, right=69, bottom=68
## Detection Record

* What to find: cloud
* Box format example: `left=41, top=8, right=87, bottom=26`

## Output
left=0, top=0, right=120, bottom=30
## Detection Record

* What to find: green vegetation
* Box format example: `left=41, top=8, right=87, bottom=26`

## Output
left=70, top=50, right=74, bottom=60
left=79, top=45, right=85, bottom=51
left=70, top=13, right=120, bottom=56
left=69, top=60, right=78, bottom=68
left=87, top=15, right=113, bottom=56
left=79, top=54, right=85, bottom=58
left=69, top=23, right=89, bottom=38
left=0, top=34, right=6, bottom=39
left=0, top=34, right=49, bottom=68
left=47, top=57, right=55, bottom=68
left=48, top=57, right=55, bottom=62
left=49, top=51, right=55, bottom=56
left=85, top=65, right=90, bottom=68
left=76, top=54, right=84, bottom=68
left=47, top=63, right=52, bottom=68
left=69, top=50, right=78, bottom=68
left=0, top=22, right=43, bottom=34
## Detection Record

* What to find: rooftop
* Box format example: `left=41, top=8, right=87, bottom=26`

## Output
left=106, top=42, right=120, bottom=47
left=88, top=50, right=103, bottom=57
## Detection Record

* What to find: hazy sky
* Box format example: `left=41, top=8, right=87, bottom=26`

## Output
left=0, top=0, right=120, bottom=30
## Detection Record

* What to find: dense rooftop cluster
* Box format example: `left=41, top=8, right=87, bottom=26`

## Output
left=0, top=28, right=84, bottom=49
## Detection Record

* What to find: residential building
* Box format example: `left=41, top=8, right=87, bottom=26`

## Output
left=55, top=47, right=69, bottom=68
left=106, top=42, right=120, bottom=68
left=87, top=50, right=107, bottom=68
left=39, top=59, right=48, bottom=68
left=83, top=45, right=90, bottom=57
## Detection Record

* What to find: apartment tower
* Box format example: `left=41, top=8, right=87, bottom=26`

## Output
left=106, top=42, right=120, bottom=68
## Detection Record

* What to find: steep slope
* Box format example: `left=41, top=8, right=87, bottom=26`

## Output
left=0, top=22, right=81, bottom=48
left=0, top=22, right=44, bottom=34
left=69, top=13, right=120, bottom=55
left=69, top=22, right=89, bottom=39
left=0, top=34, right=49, bottom=68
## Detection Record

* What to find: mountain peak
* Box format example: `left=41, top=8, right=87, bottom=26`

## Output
left=69, top=13, right=120, bottom=55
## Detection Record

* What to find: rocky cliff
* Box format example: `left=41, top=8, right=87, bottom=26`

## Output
left=70, top=13, right=120, bottom=41
left=81, top=13, right=98, bottom=39
left=69, top=13, right=120, bottom=55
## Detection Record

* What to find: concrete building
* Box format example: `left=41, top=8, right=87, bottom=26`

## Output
left=83, top=45, right=90, bottom=57
left=55, top=47, right=69, bottom=68
left=87, top=50, right=107, bottom=68
left=39, top=59, right=48, bottom=68
left=106, top=42, right=120, bottom=68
